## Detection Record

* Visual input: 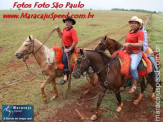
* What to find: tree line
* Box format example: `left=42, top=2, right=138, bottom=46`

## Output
left=111, top=8, right=157, bottom=13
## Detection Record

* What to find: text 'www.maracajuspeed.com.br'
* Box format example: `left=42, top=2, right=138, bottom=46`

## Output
left=3, top=12, right=94, bottom=20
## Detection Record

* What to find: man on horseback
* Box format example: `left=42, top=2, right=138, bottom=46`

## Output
left=123, top=16, right=144, bottom=93
left=56, top=16, right=78, bottom=85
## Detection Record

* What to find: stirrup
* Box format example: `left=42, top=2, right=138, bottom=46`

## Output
left=59, top=80, right=67, bottom=85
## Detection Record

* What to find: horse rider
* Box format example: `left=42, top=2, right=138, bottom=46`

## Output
left=56, top=16, right=78, bottom=85
left=139, top=18, right=159, bottom=82
left=123, top=16, right=144, bottom=93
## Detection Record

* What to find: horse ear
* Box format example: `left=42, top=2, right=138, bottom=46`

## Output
left=29, top=35, right=33, bottom=41
left=80, top=49, right=84, bottom=55
left=29, top=36, right=31, bottom=40
left=104, top=36, right=107, bottom=40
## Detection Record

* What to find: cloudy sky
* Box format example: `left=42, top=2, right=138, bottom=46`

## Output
left=0, top=0, right=162, bottom=12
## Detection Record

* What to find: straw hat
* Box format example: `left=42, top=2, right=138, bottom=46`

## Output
left=128, top=16, right=141, bottom=25
left=138, top=18, right=144, bottom=26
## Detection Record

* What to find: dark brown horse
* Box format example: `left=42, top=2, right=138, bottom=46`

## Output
left=95, top=36, right=157, bottom=97
left=95, top=36, right=122, bottom=55
left=95, top=36, right=157, bottom=96
left=72, top=49, right=156, bottom=120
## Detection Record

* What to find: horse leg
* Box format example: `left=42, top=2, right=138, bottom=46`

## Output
left=84, top=73, right=95, bottom=95
left=134, top=77, right=145, bottom=105
left=147, top=73, right=156, bottom=100
left=51, top=80, right=58, bottom=101
left=91, top=87, right=107, bottom=121
left=115, top=91, right=123, bottom=112
left=40, top=76, right=51, bottom=102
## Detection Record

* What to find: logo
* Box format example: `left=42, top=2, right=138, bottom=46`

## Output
left=2, top=105, right=33, bottom=121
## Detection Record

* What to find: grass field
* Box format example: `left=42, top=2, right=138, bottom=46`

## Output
left=0, top=10, right=162, bottom=121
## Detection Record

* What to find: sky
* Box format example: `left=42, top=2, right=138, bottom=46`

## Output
left=0, top=0, right=162, bottom=12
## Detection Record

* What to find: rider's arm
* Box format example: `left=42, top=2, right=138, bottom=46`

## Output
left=56, top=26, right=62, bottom=39
left=69, top=43, right=77, bottom=51
left=129, top=41, right=144, bottom=47
left=69, top=29, right=78, bottom=51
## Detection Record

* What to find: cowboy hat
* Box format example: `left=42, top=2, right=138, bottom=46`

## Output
left=128, top=16, right=141, bottom=25
left=63, top=16, right=76, bottom=25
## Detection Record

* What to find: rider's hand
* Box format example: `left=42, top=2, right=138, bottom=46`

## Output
left=123, top=43, right=131, bottom=47
left=55, top=26, right=60, bottom=31
left=64, top=49, right=70, bottom=53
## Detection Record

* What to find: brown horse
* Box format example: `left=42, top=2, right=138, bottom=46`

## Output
left=95, top=36, right=157, bottom=97
left=95, top=36, right=122, bottom=55
left=72, top=49, right=156, bottom=120
left=15, top=35, right=95, bottom=102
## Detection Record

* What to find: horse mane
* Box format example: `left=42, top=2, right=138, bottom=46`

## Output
left=86, top=50, right=112, bottom=63
left=96, top=51, right=112, bottom=63
left=108, top=38, right=122, bottom=49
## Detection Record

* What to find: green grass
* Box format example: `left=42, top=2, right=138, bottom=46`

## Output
left=145, top=26, right=152, bottom=31
left=149, top=14, right=163, bottom=80
left=0, top=10, right=161, bottom=121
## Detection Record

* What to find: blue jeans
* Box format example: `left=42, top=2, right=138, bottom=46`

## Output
left=61, top=46, right=74, bottom=75
left=130, top=52, right=142, bottom=80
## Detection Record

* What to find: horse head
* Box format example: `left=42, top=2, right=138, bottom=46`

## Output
left=95, top=36, right=108, bottom=51
left=72, top=49, right=90, bottom=79
left=15, top=35, right=34, bottom=60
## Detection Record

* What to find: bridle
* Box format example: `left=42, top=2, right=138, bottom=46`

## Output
left=74, top=54, right=90, bottom=75
left=18, top=39, right=35, bottom=62
left=97, top=39, right=115, bottom=51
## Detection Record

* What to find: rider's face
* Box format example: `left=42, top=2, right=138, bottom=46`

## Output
left=130, top=21, right=140, bottom=30
left=65, top=20, right=73, bottom=28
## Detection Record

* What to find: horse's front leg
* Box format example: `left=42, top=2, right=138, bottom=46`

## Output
left=115, top=91, right=123, bottom=112
left=84, top=72, right=96, bottom=95
left=40, top=76, right=52, bottom=102
left=51, top=79, right=58, bottom=100
left=91, top=86, right=107, bottom=121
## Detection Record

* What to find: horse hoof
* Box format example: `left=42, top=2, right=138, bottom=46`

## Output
left=91, top=114, right=97, bottom=121
left=116, top=107, right=122, bottom=112
left=133, top=100, right=139, bottom=105
left=151, top=96, right=156, bottom=100
left=83, top=90, right=90, bottom=95
left=51, top=95, right=58, bottom=101
left=151, top=93, right=156, bottom=100
left=43, top=99, right=47, bottom=103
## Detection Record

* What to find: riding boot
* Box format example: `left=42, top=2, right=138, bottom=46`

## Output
left=59, top=72, right=69, bottom=85
left=129, top=79, right=137, bottom=93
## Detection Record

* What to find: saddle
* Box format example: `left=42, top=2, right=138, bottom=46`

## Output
left=112, top=50, right=152, bottom=79
left=52, top=46, right=77, bottom=70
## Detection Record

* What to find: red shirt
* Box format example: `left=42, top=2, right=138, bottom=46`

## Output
left=125, top=29, right=144, bottom=52
left=61, top=27, right=78, bottom=47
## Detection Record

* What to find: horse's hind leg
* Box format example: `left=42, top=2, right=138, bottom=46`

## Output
left=115, top=91, right=123, bottom=112
left=147, top=73, right=156, bottom=100
left=91, top=87, right=107, bottom=121
left=51, top=79, right=58, bottom=101
left=134, top=77, right=145, bottom=105
left=40, top=76, right=51, bottom=102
